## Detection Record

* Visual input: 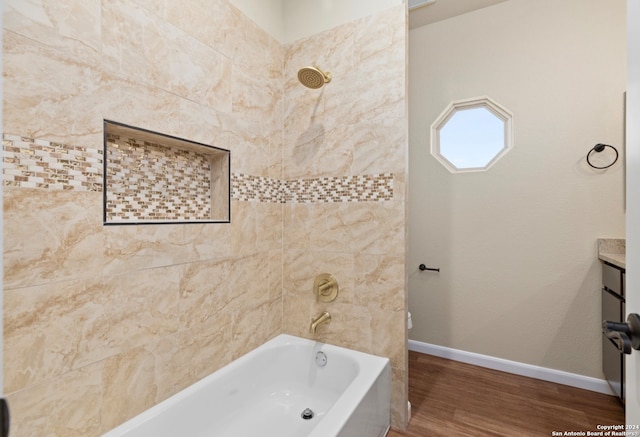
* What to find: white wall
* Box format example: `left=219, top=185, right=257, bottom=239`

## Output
left=408, top=0, right=626, bottom=378
left=283, top=0, right=403, bottom=43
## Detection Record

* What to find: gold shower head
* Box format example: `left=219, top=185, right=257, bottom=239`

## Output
left=297, top=66, right=332, bottom=89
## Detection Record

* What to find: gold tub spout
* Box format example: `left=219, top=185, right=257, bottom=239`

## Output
left=310, top=311, right=331, bottom=334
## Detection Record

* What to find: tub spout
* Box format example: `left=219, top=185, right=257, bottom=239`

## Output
left=310, top=311, right=331, bottom=334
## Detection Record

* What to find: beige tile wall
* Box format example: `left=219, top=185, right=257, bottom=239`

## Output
left=281, top=4, right=409, bottom=428
left=2, top=0, right=408, bottom=434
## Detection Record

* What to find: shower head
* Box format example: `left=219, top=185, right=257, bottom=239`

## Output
left=297, top=66, right=332, bottom=89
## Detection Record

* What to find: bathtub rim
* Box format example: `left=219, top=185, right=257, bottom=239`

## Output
left=101, top=333, right=391, bottom=437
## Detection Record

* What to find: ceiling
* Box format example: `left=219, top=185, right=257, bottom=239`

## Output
left=409, top=0, right=509, bottom=29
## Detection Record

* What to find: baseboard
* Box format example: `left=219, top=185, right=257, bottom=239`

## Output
left=408, top=339, right=614, bottom=396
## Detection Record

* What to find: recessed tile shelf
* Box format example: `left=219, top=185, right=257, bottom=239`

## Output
left=103, top=120, right=230, bottom=225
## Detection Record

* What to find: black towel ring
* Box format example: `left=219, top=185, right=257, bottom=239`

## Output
left=587, top=143, right=618, bottom=169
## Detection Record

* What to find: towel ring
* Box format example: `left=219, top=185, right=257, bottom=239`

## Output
left=587, top=143, right=618, bottom=169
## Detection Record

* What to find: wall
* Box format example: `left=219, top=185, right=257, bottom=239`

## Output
left=2, top=0, right=283, bottom=435
left=281, top=3, right=408, bottom=427
left=227, top=0, right=285, bottom=42
left=228, top=0, right=404, bottom=44
left=408, top=0, right=626, bottom=378
left=3, top=0, right=409, bottom=434
left=283, top=0, right=404, bottom=43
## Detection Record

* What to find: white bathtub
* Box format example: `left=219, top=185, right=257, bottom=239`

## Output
left=102, top=334, right=391, bottom=437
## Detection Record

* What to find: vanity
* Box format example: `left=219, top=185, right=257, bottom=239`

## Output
left=599, top=238, right=626, bottom=403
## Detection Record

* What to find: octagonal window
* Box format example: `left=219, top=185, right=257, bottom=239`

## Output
left=431, top=96, right=513, bottom=173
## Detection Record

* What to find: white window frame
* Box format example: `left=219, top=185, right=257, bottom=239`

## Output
left=430, top=95, right=514, bottom=173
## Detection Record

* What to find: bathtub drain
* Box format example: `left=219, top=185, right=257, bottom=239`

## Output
left=301, top=408, right=314, bottom=420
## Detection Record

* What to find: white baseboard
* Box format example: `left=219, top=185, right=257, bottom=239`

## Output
left=408, top=339, right=614, bottom=396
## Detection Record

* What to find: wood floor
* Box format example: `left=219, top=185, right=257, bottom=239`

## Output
left=388, top=351, right=624, bottom=437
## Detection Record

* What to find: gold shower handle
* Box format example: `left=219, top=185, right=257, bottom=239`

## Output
left=314, top=273, right=339, bottom=302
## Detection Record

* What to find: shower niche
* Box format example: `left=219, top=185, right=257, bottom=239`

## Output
left=103, top=120, right=230, bottom=225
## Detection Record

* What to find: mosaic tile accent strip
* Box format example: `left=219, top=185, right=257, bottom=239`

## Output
left=232, top=173, right=394, bottom=203
left=105, top=134, right=213, bottom=222
left=2, top=134, right=103, bottom=191
left=285, top=174, right=394, bottom=203
left=232, top=173, right=284, bottom=203
left=3, top=134, right=394, bottom=206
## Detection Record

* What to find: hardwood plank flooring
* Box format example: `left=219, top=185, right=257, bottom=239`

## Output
left=388, top=351, right=624, bottom=437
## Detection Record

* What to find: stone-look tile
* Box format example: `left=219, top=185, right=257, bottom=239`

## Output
left=7, top=362, right=103, bottom=437
left=282, top=251, right=406, bottom=369
left=3, top=187, right=103, bottom=289
left=350, top=118, right=407, bottom=175
left=281, top=87, right=329, bottom=154
left=151, top=318, right=234, bottom=402
left=394, top=171, right=408, bottom=203
left=280, top=5, right=408, bottom=429
left=178, top=253, right=273, bottom=331
left=103, top=224, right=191, bottom=275
left=283, top=249, right=355, bottom=304
left=3, top=266, right=179, bottom=394
left=216, top=112, right=272, bottom=177
left=282, top=11, right=406, bottom=179
left=281, top=293, right=316, bottom=338
left=230, top=296, right=282, bottom=360
left=2, top=30, right=104, bottom=147
left=102, top=266, right=180, bottom=353
left=101, top=347, right=158, bottom=432
left=369, top=306, right=406, bottom=370
left=283, top=7, right=406, bottom=134
left=353, top=4, right=407, bottom=82
left=283, top=19, right=357, bottom=94
left=176, top=98, right=224, bottom=149
left=345, top=6, right=407, bottom=124
left=181, top=222, right=233, bottom=262
left=3, top=0, right=102, bottom=54
left=231, top=201, right=283, bottom=256
left=130, top=0, right=166, bottom=17
left=3, top=1, right=408, bottom=435
left=267, top=249, right=284, bottom=300
left=354, top=254, right=405, bottom=310
left=313, top=302, right=375, bottom=351
left=282, top=122, right=354, bottom=180
left=102, top=0, right=232, bottom=111
left=98, top=75, right=184, bottom=143
left=282, top=22, right=358, bottom=151
left=165, top=0, right=238, bottom=59
left=267, top=121, right=284, bottom=179
left=284, top=201, right=404, bottom=255
left=232, top=63, right=282, bottom=135
left=390, top=364, right=409, bottom=430
left=282, top=293, right=374, bottom=347
left=282, top=118, right=407, bottom=179
left=4, top=278, right=100, bottom=393
left=165, top=0, right=273, bottom=71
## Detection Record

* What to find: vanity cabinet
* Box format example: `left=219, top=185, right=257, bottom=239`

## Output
left=602, top=262, right=626, bottom=402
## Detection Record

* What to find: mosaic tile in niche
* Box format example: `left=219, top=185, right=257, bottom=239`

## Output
left=105, top=134, right=214, bottom=222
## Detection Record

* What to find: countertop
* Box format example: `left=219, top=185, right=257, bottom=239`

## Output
left=598, top=238, right=626, bottom=269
